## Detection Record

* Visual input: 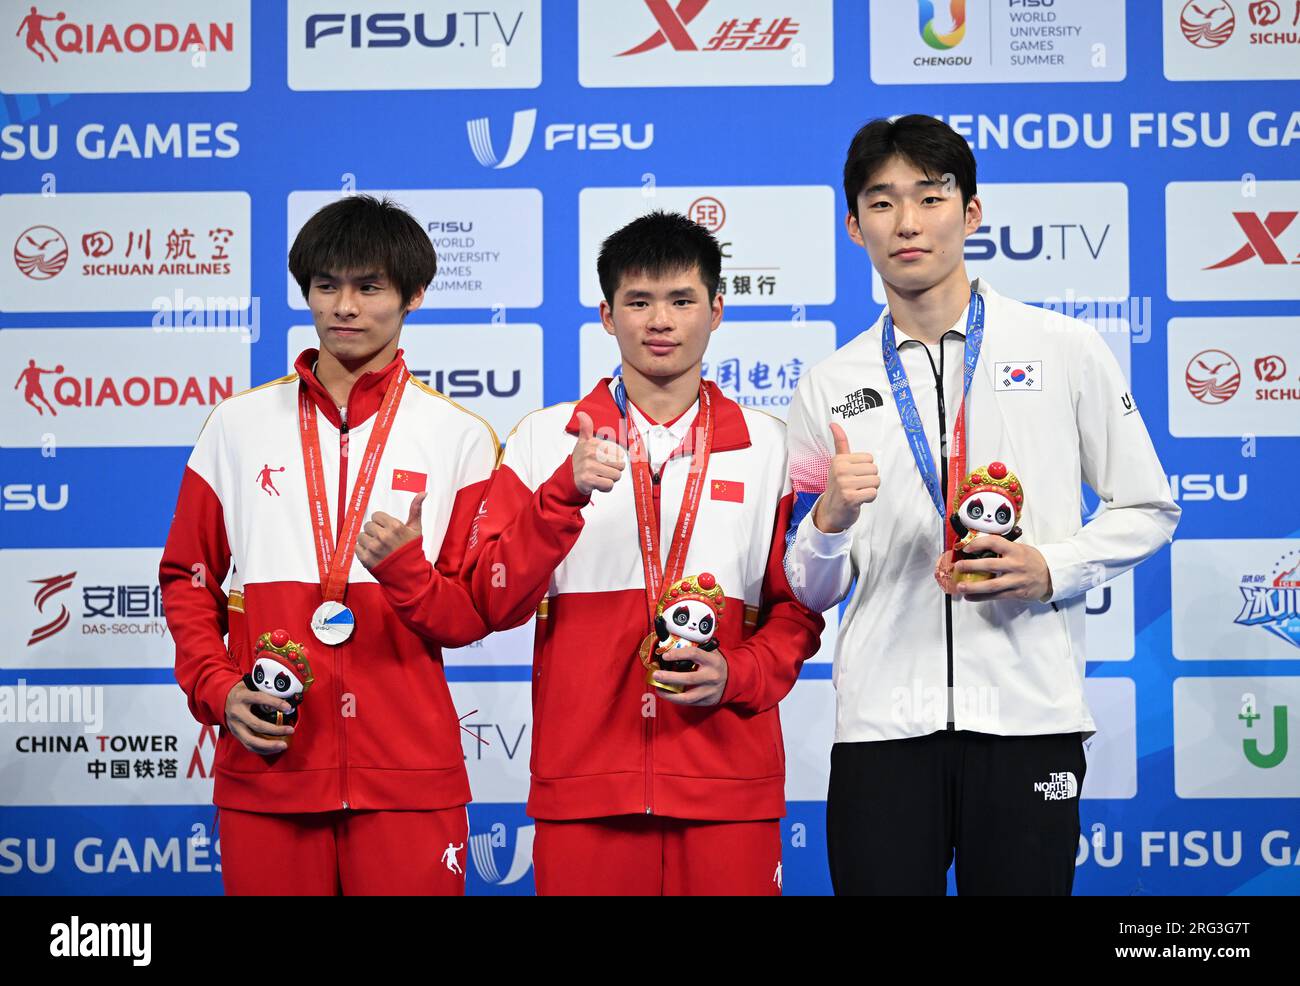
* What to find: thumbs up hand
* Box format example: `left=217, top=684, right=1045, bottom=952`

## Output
left=571, top=410, right=626, bottom=497
left=356, top=491, right=427, bottom=570
left=812, top=422, right=880, bottom=534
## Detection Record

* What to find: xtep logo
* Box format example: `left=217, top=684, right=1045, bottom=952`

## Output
left=1180, top=1, right=1236, bottom=47
left=466, top=109, right=653, bottom=168
left=918, top=0, right=965, bottom=50
left=620, top=0, right=708, bottom=54
left=617, top=0, right=799, bottom=55
left=28, top=572, right=75, bottom=646
left=1205, top=211, right=1300, bottom=269
left=1239, top=693, right=1288, bottom=769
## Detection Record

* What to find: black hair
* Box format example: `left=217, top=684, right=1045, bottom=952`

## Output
left=596, top=210, right=722, bottom=304
left=843, top=115, right=977, bottom=217
left=288, top=194, right=436, bottom=307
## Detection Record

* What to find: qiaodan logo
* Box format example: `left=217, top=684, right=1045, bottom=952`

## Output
left=918, top=0, right=966, bottom=50
left=1238, top=693, right=1288, bottom=769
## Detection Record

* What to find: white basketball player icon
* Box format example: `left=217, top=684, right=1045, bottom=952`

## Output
left=442, top=842, right=464, bottom=874
left=773, top=861, right=783, bottom=891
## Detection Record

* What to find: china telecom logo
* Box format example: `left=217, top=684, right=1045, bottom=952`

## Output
left=918, top=0, right=965, bottom=50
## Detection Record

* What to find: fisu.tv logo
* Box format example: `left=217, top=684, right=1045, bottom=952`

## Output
left=466, top=108, right=653, bottom=169
left=918, top=0, right=966, bottom=50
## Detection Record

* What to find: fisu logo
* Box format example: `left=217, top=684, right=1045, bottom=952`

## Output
left=466, top=109, right=537, bottom=169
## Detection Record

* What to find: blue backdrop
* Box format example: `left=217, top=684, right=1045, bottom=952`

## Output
left=2, top=0, right=1298, bottom=895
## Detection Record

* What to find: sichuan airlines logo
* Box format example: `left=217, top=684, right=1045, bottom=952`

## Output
left=617, top=0, right=800, bottom=55
left=28, top=572, right=75, bottom=646
left=1185, top=349, right=1241, bottom=404
left=1235, top=548, right=1300, bottom=651
left=1205, top=211, right=1300, bottom=269
left=466, top=109, right=652, bottom=169
left=918, top=0, right=966, bottom=50
left=14, top=226, right=68, bottom=280
left=1180, top=1, right=1236, bottom=47
left=1256, top=354, right=1287, bottom=381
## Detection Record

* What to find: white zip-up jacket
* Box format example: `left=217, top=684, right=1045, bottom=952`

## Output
left=784, top=278, right=1179, bottom=742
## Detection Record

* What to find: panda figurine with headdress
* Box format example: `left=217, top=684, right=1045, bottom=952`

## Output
left=242, top=628, right=314, bottom=745
left=639, top=572, right=725, bottom=694
left=947, top=461, right=1025, bottom=585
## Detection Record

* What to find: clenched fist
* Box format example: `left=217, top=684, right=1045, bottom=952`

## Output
left=572, top=410, right=625, bottom=496
left=813, top=422, right=880, bottom=534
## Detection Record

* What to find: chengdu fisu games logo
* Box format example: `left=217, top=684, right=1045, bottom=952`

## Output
left=917, top=0, right=966, bottom=50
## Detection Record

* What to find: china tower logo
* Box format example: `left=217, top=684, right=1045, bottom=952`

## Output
left=1185, top=349, right=1241, bottom=404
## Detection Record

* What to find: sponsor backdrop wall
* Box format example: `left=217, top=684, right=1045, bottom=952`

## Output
left=1, top=0, right=1298, bottom=895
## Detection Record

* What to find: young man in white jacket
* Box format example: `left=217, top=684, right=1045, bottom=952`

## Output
left=784, top=115, right=1180, bottom=895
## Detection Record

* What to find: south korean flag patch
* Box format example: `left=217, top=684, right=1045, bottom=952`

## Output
left=997, top=360, right=1042, bottom=391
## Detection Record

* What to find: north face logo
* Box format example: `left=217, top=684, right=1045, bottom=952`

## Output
left=830, top=388, right=883, bottom=419
left=1033, top=771, right=1078, bottom=800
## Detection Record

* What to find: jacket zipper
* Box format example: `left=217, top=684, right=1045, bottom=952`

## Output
left=645, top=467, right=661, bottom=814
left=336, top=415, right=351, bottom=809
left=921, top=342, right=956, bottom=732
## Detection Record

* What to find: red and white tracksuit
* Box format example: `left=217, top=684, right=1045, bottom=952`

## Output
left=160, top=349, right=497, bottom=895
left=464, top=378, right=823, bottom=894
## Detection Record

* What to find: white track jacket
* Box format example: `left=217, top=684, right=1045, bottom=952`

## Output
left=784, top=279, right=1180, bottom=742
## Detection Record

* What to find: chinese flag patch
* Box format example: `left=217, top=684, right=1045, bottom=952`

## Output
left=392, top=469, right=427, bottom=493
left=710, top=480, right=744, bottom=503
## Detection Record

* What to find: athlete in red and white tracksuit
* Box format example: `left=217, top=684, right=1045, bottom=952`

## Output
left=160, top=349, right=497, bottom=894
left=464, top=378, right=824, bottom=894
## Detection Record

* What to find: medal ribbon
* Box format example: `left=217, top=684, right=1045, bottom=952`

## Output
left=881, top=289, right=985, bottom=551
left=616, top=379, right=715, bottom=629
left=298, top=365, right=408, bottom=602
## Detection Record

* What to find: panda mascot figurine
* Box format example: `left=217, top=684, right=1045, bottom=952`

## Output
left=242, top=628, right=314, bottom=746
left=946, top=461, right=1025, bottom=586
left=639, top=572, right=725, bottom=694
